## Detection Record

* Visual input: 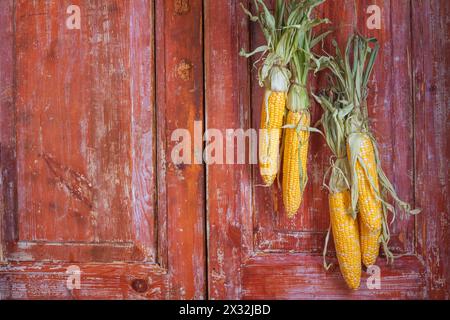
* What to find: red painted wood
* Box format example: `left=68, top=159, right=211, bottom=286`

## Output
left=412, top=0, right=449, bottom=300
left=130, top=0, right=157, bottom=265
left=0, top=0, right=448, bottom=300
left=12, top=0, right=152, bottom=261
left=156, top=0, right=206, bottom=299
left=0, top=0, right=206, bottom=299
left=242, top=255, right=426, bottom=300
left=0, top=262, right=167, bottom=299
left=0, top=0, right=15, bottom=263
left=206, top=0, right=447, bottom=299
left=355, top=0, right=415, bottom=253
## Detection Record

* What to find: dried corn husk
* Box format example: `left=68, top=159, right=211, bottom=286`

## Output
left=317, top=34, right=420, bottom=264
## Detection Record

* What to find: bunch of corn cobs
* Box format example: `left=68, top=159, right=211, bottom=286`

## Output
left=241, top=0, right=420, bottom=290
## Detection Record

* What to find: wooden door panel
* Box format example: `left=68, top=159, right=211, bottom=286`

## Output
left=0, top=0, right=206, bottom=299
left=206, top=0, right=448, bottom=299
left=241, top=255, right=425, bottom=299
left=12, top=0, right=154, bottom=263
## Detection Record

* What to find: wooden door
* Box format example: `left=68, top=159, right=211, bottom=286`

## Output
left=0, top=0, right=205, bottom=299
left=205, top=0, right=449, bottom=299
left=1, top=0, right=448, bottom=301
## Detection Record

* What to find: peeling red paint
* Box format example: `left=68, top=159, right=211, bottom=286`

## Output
left=205, top=0, right=448, bottom=299
left=0, top=0, right=206, bottom=300
left=0, top=0, right=447, bottom=300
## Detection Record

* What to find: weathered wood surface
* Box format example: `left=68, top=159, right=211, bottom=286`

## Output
left=0, top=0, right=15, bottom=264
left=241, top=255, right=426, bottom=299
left=206, top=0, right=448, bottom=299
left=0, top=0, right=206, bottom=299
left=0, top=262, right=168, bottom=300
left=12, top=0, right=153, bottom=261
left=0, top=0, right=448, bottom=300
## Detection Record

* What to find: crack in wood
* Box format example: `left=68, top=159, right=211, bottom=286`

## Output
left=41, top=153, right=94, bottom=209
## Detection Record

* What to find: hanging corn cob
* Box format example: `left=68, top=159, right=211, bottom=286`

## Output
left=318, top=34, right=420, bottom=274
left=315, top=88, right=361, bottom=290
left=282, top=2, right=330, bottom=217
left=240, top=0, right=305, bottom=186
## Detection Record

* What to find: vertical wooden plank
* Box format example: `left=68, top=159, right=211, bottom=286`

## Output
left=205, top=0, right=252, bottom=299
left=208, top=0, right=428, bottom=299
left=80, top=0, right=134, bottom=243
left=412, top=0, right=450, bottom=299
left=354, top=0, right=415, bottom=252
left=156, top=0, right=206, bottom=299
left=129, top=0, right=156, bottom=261
left=1, top=0, right=205, bottom=299
left=0, top=0, right=15, bottom=262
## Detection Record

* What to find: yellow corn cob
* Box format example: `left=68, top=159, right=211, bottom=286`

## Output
left=359, top=218, right=381, bottom=267
left=259, top=90, right=286, bottom=186
left=329, top=190, right=361, bottom=290
left=347, top=133, right=382, bottom=231
left=282, top=110, right=310, bottom=218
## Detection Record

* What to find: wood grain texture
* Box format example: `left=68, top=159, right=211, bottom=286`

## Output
left=206, top=0, right=447, bottom=299
left=1, top=262, right=168, bottom=300
left=355, top=0, right=415, bottom=253
left=1, top=0, right=206, bottom=299
left=155, top=0, right=206, bottom=299
left=130, top=0, right=158, bottom=266
left=412, top=0, right=449, bottom=300
left=0, top=0, right=448, bottom=300
left=13, top=0, right=149, bottom=259
left=204, top=0, right=252, bottom=299
left=0, top=0, right=15, bottom=263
